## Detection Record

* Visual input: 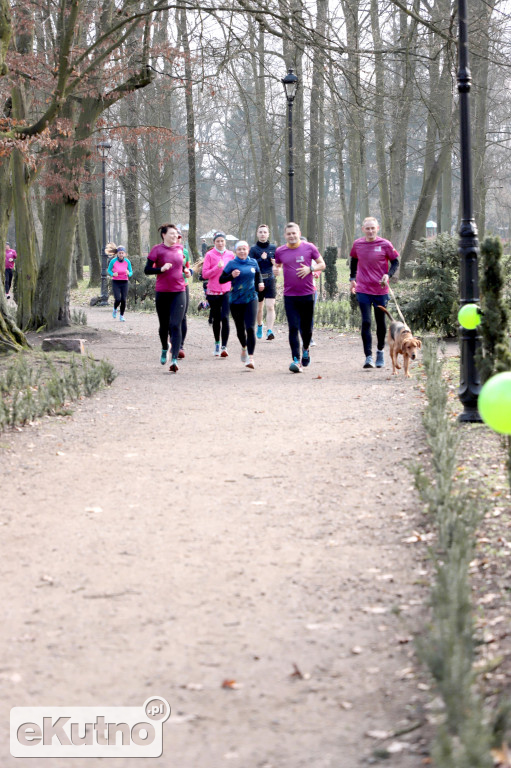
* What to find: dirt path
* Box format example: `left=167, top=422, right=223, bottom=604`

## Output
left=1, top=308, right=431, bottom=767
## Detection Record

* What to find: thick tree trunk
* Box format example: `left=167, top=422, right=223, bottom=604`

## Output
left=401, top=140, right=453, bottom=267
left=74, top=210, right=84, bottom=281
left=33, top=198, right=78, bottom=328
left=306, top=0, right=327, bottom=243
left=370, top=0, right=391, bottom=237
left=11, top=150, right=38, bottom=329
left=179, top=9, right=198, bottom=260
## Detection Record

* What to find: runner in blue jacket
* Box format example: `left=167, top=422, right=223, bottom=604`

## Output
left=219, top=241, right=264, bottom=369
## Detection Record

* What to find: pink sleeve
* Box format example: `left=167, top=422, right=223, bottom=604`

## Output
left=147, top=245, right=158, bottom=263
left=201, top=252, right=216, bottom=279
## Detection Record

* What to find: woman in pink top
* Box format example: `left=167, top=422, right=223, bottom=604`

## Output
left=202, top=231, right=233, bottom=357
left=144, top=223, right=190, bottom=373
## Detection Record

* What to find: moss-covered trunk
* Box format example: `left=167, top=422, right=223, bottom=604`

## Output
left=11, top=150, right=38, bottom=329
left=32, top=197, right=78, bottom=329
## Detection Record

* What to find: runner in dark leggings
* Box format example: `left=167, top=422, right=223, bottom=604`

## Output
left=349, top=216, right=400, bottom=369
left=219, top=240, right=264, bottom=369
left=202, top=232, right=234, bottom=357
left=106, top=243, right=133, bottom=321
left=274, top=223, right=325, bottom=373
left=177, top=230, right=191, bottom=359
left=144, top=223, right=189, bottom=373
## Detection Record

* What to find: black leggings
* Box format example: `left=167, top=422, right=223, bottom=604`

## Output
left=5, top=268, right=13, bottom=295
left=207, top=293, right=230, bottom=346
left=357, top=292, right=388, bottom=357
left=181, top=285, right=190, bottom=347
left=155, top=291, right=186, bottom=359
left=230, top=299, right=258, bottom=355
left=112, top=280, right=129, bottom=315
left=284, top=294, right=314, bottom=360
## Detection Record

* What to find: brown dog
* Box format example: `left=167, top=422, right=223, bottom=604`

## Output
left=377, top=306, right=421, bottom=378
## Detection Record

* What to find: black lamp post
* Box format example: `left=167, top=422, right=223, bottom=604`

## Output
left=98, top=140, right=112, bottom=305
left=457, top=0, right=482, bottom=422
left=281, top=69, right=299, bottom=222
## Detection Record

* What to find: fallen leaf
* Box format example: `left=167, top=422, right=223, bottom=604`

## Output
left=362, top=606, right=387, bottom=615
left=387, top=741, right=410, bottom=754
left=351, top=646, right=363, bottom=655
left=85, top=506, right=102, bottom=514
left=221, top=679, right=242, bottom=690
left=367, top=730, right=391, bottom=740
left=340, top=701, right=353, bottom=710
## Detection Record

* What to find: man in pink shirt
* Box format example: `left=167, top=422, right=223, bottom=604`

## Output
left=5, top=242, right=16, bottom=299
left=349, top=217, right=399, bottom=369
left=274, top=222, right=325, bottom=373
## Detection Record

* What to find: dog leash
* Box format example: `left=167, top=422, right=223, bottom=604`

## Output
left=387, top=284, right=408, bottom=326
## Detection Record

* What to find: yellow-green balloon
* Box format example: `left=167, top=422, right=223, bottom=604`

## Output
left=478, top=372, right=511, bottom=434
left=458, top=303, right=481, bottom=329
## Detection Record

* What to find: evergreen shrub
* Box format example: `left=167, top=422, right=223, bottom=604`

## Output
left=323, top=246, right=338, bottom=299
left=403, top=234, right=459, bottom=336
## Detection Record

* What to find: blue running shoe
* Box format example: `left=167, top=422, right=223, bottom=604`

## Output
left=289, top=357, right=303, bottom=373
left=301, top=349, right=310, bottom=367
left=160, top=348, right=168, bottom=365
left=256, top=324, right=263, bottom=339
left=363, top=355, right=375, bottom=369
left=376, top=350, right=384, bottom=368
left=120, top=315, right=126, bottom=322
left=112, top=309, right=117, bottom=319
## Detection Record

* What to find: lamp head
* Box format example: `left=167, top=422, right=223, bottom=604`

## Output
left=281, top=69, right=299, bottom=102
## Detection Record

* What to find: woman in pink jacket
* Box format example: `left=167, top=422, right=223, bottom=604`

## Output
left=202, top=231, right=233, bottom=357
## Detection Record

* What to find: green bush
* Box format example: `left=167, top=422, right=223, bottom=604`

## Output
left=0, top=352, right=116, bottom=431
left=126, top=254, right=156, bottom=308
left=403, top=233, right=459, bottom=336
left=323, top=246, right=338, bottom=299
left=476, top=236, right=511, bottom=383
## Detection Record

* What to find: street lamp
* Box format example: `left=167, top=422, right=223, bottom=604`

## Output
left=281, top=68, right=299, bottom=222
left=457, top=0, right=482, bottom=422
left=98, top=140, right=112, bottom=306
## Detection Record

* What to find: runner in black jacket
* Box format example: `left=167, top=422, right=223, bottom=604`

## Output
left=249, top=224, right=278, bottom=341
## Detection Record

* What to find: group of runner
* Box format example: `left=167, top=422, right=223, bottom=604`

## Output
left=106, top=216, right=400, bottom=373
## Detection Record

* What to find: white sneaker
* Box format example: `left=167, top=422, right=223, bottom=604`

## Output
left=240, top=348, right=248, bottom=363
left=246, top=357, right=255, bottom=369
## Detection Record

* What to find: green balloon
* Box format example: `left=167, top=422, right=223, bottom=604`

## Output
left=478, top=372, right=511, bottom=434
left=458, top=303, right=481, bottom=329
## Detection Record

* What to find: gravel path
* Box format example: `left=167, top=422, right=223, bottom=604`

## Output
left=1, top=307, right=431, bottom=767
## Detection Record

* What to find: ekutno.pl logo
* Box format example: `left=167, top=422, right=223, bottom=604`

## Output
left=10, top=697, right=171, bottom=758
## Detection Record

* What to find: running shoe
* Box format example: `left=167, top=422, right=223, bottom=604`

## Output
left=266, top=330, right=275, bottom=340
left=376, top=350, right=384, bottom=368
left=220, top=347, right=229, bottom=358
left=310, top=338, right=316, bottom=347
left=301, top=349, right=310, bottom=367
left=246, top=358, right=255, bottom=369
left=112, top=309, right=117, bottom=319
left=120, top=315, right=126, bottom=322
left=256, top=324, right=263, bottom=339
left=240, top=348, right=248, bottom=363
left=214, top=343, right=220, bottom=357
left=160, top=347, right=169, bottom=365
left=169, top=359, right=179, bottom=373
left=363, top=355, right=375, bottom=369
left=178, top=349, right=185, bottom=359
left=289, top=357, right=302, bottom=373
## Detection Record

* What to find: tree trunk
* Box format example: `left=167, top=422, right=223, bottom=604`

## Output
left=75, top=209, right=84, bottom=281
left=0, top=154, right=27, bottom=351
left=11, top=150, right=38, bottom=329
left=33, top=198, right=78, bottom=328
left=179, top=8, right=198, bottom=260
left=401, top=139, right=453, bottom=267
left=370, top=0, right=391, bottom=237
left=306, top=0, right=327, bottom=243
